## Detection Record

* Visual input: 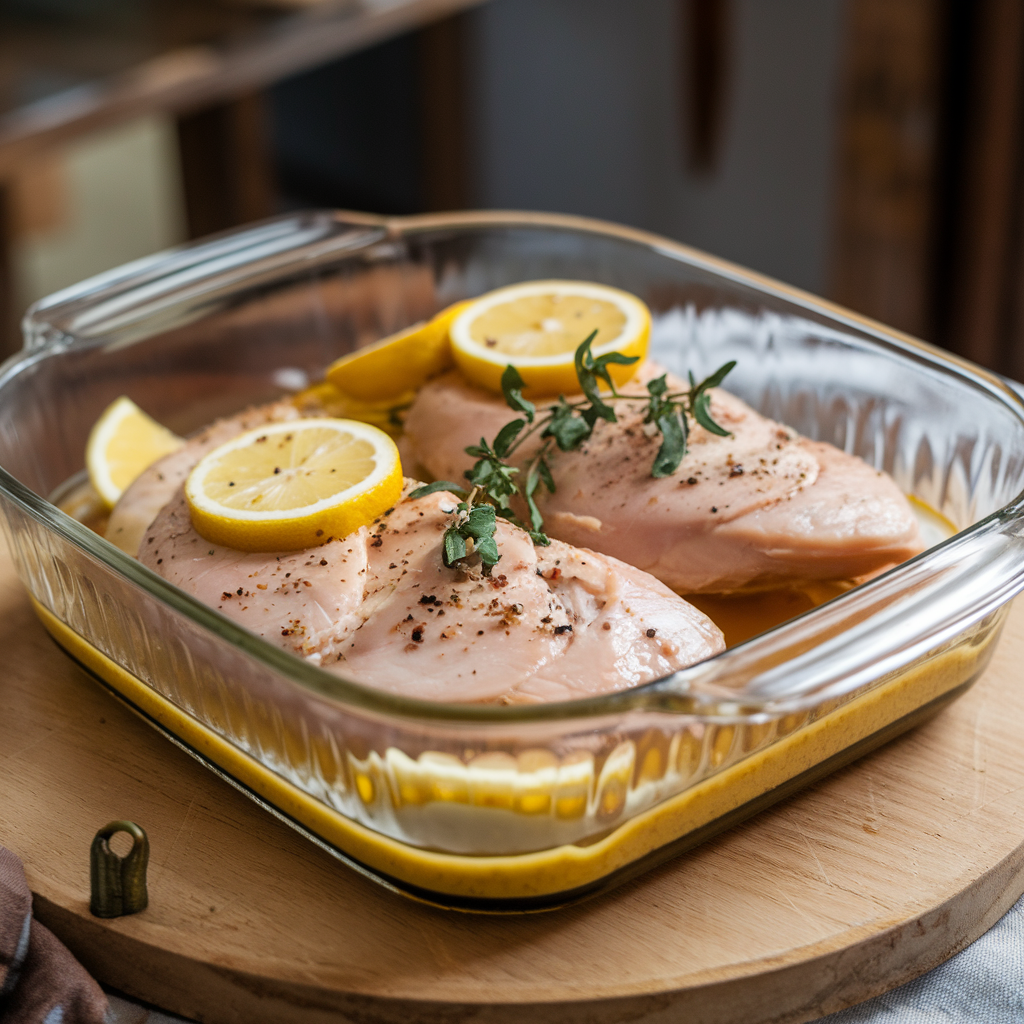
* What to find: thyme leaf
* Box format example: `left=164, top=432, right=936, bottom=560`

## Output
left=442, top=499, right=501, bottom=574
left=500, top=364, right=536, bottom=422
left=650, top=408, right=688, bottom=478
left=574, top=331, right=622, bottom=422
left=644, top=373, right=689, bottom=477
left=692, top=360, right=737, bottom=391
left=409, top=480, right=468, bottom=498
left=544, top=397, right=593, bottom=450
left=524, top=447, right=555, bottom=535
left=443, top=528, right=467, bottom=565
left=463, top=441, right=520, bottom=504
left=493, top=418, right=527, bottom=458
left=688, top=360, right=736, bottom=437
left=537, top=454, right=556, bottom=494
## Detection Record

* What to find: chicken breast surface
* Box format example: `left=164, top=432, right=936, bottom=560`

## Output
left=403, top=363, right=925, bottom=593
left=140, top=484, right=724, bottom=703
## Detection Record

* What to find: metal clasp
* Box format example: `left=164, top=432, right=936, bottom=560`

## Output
left=90, top=820, right=149, bottom=918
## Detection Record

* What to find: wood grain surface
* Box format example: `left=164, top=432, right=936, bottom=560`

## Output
left=2, top=533, right=1023, bottom=1024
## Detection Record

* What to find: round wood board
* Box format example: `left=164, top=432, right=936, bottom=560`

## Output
left=2, top=538, right=1024, bottom=1024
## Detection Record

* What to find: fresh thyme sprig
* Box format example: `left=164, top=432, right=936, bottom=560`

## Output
left=411, top=331, right=736, bottom=574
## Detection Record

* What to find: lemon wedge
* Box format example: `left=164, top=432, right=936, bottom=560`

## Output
left=448, top=280, right=650, bottom=398
left=290, top=380, right=415, bottom=438
left=87, top=396, right=184, bottom=509
left=325, top=300, right=472, bottom=403
left=185, top=419, right=403, bottom=551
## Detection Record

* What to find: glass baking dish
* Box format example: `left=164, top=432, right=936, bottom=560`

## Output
left=4, top=210, right=1024, bottom=912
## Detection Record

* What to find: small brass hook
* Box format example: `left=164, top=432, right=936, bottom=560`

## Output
left=90, top=820, right=149, bottom=918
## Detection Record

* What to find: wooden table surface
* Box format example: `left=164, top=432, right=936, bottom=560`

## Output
left=2, top=533, right=1024, bottom=1024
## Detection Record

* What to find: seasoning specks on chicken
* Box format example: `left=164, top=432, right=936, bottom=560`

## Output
left=403, top=362, right=925, bottom=592
left=139, top=480, right=724, bottom=703
left=109, top=342, right=925, bottom=703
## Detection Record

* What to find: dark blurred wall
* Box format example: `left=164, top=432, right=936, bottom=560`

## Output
left=467, top=0, right=845, bottom=294
left=269, top=0, right=845, bottom=296
left=270, top=33, right=423, bottom=215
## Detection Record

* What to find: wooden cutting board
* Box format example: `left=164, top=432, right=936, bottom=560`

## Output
left=2, top=534, right=1024, bottom=1024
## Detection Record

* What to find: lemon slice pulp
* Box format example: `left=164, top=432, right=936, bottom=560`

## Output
left=87, top=396, right=184, bottom=509
left=325, top=299, right=472, bottom=403
left=185, top=418, right=403, bottom=551
left=448, top=280, right=650, bottom=397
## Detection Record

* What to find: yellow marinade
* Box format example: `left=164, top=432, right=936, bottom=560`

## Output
left=46, top=465, right=969, bottom=905
left=32, top=594, right=997, bottom=905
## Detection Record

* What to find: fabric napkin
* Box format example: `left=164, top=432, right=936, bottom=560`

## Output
left=0, top=846, right=107, bottom=1024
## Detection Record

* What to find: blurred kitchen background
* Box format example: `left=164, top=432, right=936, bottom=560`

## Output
left=1, top=0, right=1022, bottom=374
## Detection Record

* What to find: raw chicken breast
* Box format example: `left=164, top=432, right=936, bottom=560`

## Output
left=403, top=363, right=925, bottom=593
left=107, top=401, right=301, bottom=556
left=139, top=484, right=724, bottom=703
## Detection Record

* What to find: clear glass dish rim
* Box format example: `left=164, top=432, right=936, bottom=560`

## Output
left=6, top=208, right=1024, bottom=725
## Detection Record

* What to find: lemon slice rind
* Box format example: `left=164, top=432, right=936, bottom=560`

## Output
left=448, top=280, right=650, bottom=398
left=185, top=418, right=403, bottom=552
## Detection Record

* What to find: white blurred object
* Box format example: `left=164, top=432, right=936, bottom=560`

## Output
left=11, top=116, right=186, bottom=312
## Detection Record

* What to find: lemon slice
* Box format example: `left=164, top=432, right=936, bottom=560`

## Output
left=87, top=396, right=184, bottom=509
left=325, top=300, right=472, bottom=402
left=185, top=418, right=403, bottom=551
left=448, top=280, right=650, bottom=398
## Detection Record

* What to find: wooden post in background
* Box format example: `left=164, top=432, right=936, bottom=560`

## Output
left=831, top=0, right=1024, bottom=379
left=829, top=0, right=945, bottom=341
left=0, top=182, right=15, bottom=357
left=417, top=13, right=469, bottom=211
left=941, top=0, right=1024, bottom=376
left=680, top=0, right=732, bottom=174
left=176, top=93, right=277, bottom=240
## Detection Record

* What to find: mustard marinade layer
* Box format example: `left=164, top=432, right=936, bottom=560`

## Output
left=33, top=595, right=997, bottom=903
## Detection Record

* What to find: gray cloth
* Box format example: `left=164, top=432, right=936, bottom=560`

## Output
left=104, top=995, right=188, bottom=1024
left=816, top=890, right=1024, bottom=1022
